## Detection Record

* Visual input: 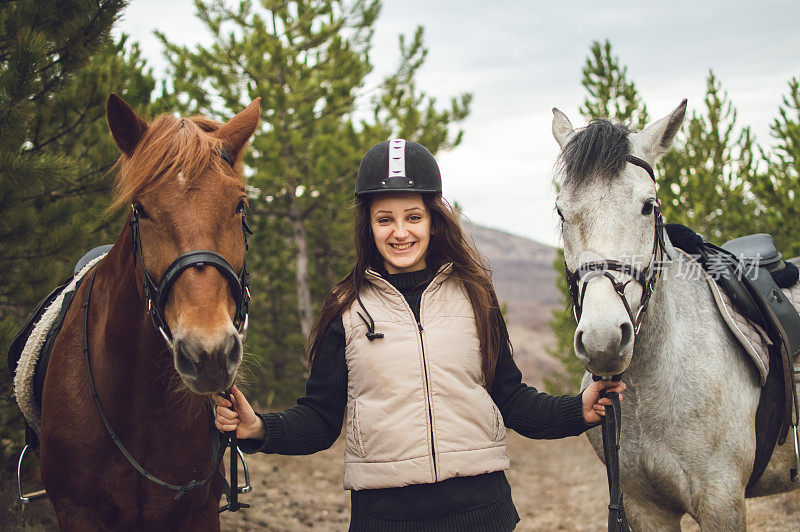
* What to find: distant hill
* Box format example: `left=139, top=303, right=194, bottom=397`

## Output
left=461, top=218, right=559, bottom=329
left=460, top=219, right=567, bottom=386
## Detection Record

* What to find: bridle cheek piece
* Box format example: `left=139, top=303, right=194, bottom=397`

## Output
left=129, top=204, right=253, bottom=351
left=564, top=154, right=666, bottom=338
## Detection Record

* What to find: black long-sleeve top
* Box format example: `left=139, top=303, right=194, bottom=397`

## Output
left=241, top=267, right=593, bottom=531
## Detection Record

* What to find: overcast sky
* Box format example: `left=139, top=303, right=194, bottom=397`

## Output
left=115, top=0, right=800, bottom=246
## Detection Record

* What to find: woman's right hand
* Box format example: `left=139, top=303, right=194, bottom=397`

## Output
left=214, top=385, right=266, bottom=441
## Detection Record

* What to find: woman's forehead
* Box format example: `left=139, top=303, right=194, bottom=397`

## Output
left=369, top=192, right=425, bottom=213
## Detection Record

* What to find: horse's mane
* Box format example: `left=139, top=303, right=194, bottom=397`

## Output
left=559, top=119, right=631, bottom=187
left=111, top=114, right=239, bottom=211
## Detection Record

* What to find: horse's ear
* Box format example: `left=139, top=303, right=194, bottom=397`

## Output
left=213, top=98, right=261, bottom=159
left=638, top=99, right=687, bottom=161
left=551, top=108, right=575, bottom=149
left=106, top=93, right=148, bottom=157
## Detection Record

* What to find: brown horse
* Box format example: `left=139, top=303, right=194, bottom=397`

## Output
left=38, top=94, right=260, bottom=530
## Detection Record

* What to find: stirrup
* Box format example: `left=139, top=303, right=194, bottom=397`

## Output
left=17, top=445, right=48, bottom=504
left=236, top=447, right=252, bottom=494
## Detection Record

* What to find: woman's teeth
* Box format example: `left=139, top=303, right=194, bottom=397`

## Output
left=391, top=242, right=414, bottom=251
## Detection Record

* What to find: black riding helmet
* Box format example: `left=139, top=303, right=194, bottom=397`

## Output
left=355, top=139, right=442, bottom=197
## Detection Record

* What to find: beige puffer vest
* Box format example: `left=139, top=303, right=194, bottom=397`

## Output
left=340, top=264, right=509, bottom=490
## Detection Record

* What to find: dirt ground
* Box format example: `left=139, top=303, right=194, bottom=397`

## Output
left=3, top=431, right=799, bottom=530
left=215, top=433, right=800, bottom=531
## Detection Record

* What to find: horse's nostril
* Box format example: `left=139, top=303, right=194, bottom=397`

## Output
left=574, top=330, right=586, bottom=356
left=224, top=333, right=242, bottom=373
left=620, top=322, right=633, bottom=350
left=175, top=340, right=199, bottom=378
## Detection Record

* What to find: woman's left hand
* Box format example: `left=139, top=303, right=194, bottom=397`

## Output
left=581, top=379, right=626, bottom=424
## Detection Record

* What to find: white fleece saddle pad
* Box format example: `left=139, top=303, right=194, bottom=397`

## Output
left=13, top=254, right=106, bottom=434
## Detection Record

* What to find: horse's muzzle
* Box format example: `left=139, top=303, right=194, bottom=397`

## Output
left=173, top=330, right=242, bottom=394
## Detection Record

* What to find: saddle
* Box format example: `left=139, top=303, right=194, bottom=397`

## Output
left=666, top=224, right=800, bottom=487
left=7, top=245, right=112, bottom=447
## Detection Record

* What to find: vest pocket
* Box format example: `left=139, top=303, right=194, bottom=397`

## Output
left=347, top=399, right=367, bottom=458
left=491, top=403, right=506, bottom=442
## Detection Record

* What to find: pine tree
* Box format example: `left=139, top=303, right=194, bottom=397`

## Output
left=158, top=0, right=470, bottom=403
left=0, top=0, right=130, bottom=326
left=0, top=1, right=155, bottom=471
left=753, top=76, right=800, bottom=258
left=546, top=40, right=647, bottom=393
left=658, top=71, right=759, bottom=242
left=580, top=39, right=649, bottom=128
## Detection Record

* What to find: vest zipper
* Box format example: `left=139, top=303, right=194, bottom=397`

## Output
left=417, top=318, right=438, bottom=481
left=365, top=267, right=449, bottom=483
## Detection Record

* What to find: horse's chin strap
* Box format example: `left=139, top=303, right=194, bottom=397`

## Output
left=592, top=374, right=630, bottom=532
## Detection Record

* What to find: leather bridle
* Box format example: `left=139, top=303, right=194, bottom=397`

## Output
left=564, top=154, right=666, bottom=336
left=563, top=154, right=664, bottom=532
left=129, top=151, right=252, bottom=350
left=80, top=148, right=253, bottom=511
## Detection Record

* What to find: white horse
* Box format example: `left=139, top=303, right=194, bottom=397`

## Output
left=550, top=101, right=799, bottom=530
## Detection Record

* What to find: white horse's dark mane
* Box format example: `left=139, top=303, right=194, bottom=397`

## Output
left=559, top=119, right=630, bottom=186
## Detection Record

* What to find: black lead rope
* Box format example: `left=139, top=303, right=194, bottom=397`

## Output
left=82, top=266, right=228, bottom=501
left=218, top=390, right=250, bottom=513
left=593, top=375, right=630, bottom=532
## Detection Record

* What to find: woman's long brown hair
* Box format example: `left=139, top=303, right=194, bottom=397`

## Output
left=307, top=194, right=510, bottom=389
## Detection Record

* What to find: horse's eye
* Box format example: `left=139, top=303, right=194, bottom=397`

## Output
left=236, top=199, right=247, bottom=214
left=133, top=203, right=149, bottom=220
left=641, top=201, right=654, bottom=216
left=556, top=206, right=564, bottom=221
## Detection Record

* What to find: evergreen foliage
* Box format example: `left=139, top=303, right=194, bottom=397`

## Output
left=0, top=0, right=155, bottom=471
left=543, top=248, right=586, bottom=393
left=659, top=71, right=759, bottom=241
left=157, top=0, right=470, bottom=404
left=752, top=76, right=800, bottom=257
left=580, top=39, right=649, bottom=129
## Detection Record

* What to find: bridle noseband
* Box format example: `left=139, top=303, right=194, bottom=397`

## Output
left=129, top=155, right=252, bottom=350
left=564, top=154, right=665, bottom=336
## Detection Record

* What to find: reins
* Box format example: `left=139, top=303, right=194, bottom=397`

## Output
left=592, top=375, right=630, bottom=532
left=217, top=390, right=251, bottom=513
left=82, top=266, right=228, bottom=501
left=564, top=154, right=664, bottom=532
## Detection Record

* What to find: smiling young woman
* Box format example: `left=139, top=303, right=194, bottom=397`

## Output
left=215, top=139, right=624, bottom=531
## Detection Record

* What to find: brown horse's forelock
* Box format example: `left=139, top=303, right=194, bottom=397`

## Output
left=559, top=119, right=631, bottom=188
left=110, top=114, right=239, bottom=212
